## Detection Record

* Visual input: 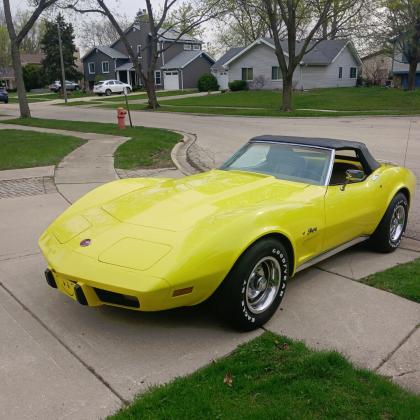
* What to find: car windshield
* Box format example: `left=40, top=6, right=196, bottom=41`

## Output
left=220, top=142, right=333, bottom=185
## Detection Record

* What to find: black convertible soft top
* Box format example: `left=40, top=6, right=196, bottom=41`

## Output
left=250, top=135, right=380, bottom=173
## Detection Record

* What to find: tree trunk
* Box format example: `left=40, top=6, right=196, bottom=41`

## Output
left=145, top=78, right=160, bottom=110
left=282, top=75, right=293, bottom=111
left=407, top=58, right=418, bottom=91
left=10, top=40, right=31, bottom=118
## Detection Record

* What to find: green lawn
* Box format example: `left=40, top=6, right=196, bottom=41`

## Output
left=3, top=118, right=181, bottom=170
left=361, top=258, right=420, bottom=303
left=97, top=88, right=198, bottom=102
left=115, top=87, right=420, bottom=117
left=0, top=129, right=85, bottom=170
left=8, top=91, right=94, bottom=103
left=111, top=332, right=420, bottom=419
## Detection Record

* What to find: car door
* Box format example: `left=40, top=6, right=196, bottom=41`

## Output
left=323, top=153, right=383, bottom=251
left=107, top=81, right=115, bottom=92
left=114, top=81, right=123, bottom=93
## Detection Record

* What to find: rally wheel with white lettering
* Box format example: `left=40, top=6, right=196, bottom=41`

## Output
left=214, top=238, right=289, bottom=331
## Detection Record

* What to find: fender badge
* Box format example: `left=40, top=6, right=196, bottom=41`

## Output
left=80, top=239, right=92, bottom=247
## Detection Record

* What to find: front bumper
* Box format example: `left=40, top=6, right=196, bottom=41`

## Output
left=39, top=231, right=181, bottom=312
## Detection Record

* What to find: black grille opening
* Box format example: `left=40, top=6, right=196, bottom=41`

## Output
left=93, top=287, right=140, bottom=308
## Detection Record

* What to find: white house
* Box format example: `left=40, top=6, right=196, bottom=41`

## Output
left=211, top=38, right=361, bottom=90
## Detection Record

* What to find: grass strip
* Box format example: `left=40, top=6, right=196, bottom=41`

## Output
left=361, top=257, right=420, bottom=302
left=0, top=129, right=85, bottom=170
left=2, top=118, right=181, bottom=170
left=110, top=331, right=420, bottom=419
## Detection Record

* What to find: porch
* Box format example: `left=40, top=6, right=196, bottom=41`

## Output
left=115, top=63, right=139, bottom=87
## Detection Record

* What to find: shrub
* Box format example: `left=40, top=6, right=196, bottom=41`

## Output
left=228, top=80, right=248, bottom=91
left=197, top=73, right=219, bottom=92
left=23, top=64, right=45, bottom=90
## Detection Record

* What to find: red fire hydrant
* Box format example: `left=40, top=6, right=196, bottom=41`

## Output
left=117, top=107, right=127, bottom=129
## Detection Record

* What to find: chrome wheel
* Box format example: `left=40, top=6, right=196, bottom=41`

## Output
left=390, top=204, right=405, bottom=242
left=245, top=256, right=281, bottom=314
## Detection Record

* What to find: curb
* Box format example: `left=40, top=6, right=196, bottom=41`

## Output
left=171, top=131, right=204, bottom=175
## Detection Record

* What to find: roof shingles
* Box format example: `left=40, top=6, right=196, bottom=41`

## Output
left=212, top=38, right=350, bottom=69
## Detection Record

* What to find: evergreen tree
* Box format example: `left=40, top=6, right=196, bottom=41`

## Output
left=41, top=14, right=80, bottom=84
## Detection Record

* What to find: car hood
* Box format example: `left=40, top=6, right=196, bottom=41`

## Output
left=101, top=170, right=310, bottom=232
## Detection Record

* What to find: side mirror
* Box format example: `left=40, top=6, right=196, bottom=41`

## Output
left=346, top=169, right=365, bottom=182
left=340, top=169, right=365, bottom=190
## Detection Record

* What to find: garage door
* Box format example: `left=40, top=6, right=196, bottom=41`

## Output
left=217, top=71, right=229, bottom=90
left=164, top=71, right=179, bottom=90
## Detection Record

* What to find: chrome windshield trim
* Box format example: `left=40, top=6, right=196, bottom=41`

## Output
left=324, top=149, right=335, bottom=187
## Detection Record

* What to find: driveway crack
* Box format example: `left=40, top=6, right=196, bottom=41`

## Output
left=374, top=324, right=419, bottom=372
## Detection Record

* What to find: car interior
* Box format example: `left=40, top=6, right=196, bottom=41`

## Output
left=329, top=149, right=365, bottom=185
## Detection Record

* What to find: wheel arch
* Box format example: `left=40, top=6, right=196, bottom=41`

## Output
left=242, top=232, right=296, bottom=277
left=396, top=187, right=410, bottom=206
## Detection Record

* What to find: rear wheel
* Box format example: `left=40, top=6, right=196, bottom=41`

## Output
left=214, top=238, right=289, bottom=331
left=105, top=89, right=112, bottom=96
left=369, top=192, right=408, bottom=253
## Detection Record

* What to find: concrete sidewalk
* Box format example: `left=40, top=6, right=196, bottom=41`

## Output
left=0, top=123, right=128, bottom=203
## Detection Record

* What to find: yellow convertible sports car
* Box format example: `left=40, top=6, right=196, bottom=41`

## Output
left=40, top=135, right=415, bottom=330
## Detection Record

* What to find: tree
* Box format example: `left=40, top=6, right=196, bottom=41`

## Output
left=71, top=0, right=222, bottom=110
left=15, top=10, right=46, bottom=53
left=213, top=0, right=274, bottom=53
left=41, top=14, right=81, bottom=88
left=23, top=63, right=44, bottom=90
left=386, top=0, right=420, bottom=90
left=263, top=0, right=365, bottom=111
left=2, top=0, right=58, bottom=117
left=162, top=3, right=204, bottom=38
left=78, top=15, right=129, bottom=51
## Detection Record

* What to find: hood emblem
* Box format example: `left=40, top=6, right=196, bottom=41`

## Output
left=80, top=239, right=92, bottom=247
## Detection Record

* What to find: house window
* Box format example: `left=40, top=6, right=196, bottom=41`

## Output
left=272, top=66, right=281, bottom=80
left=241, top=67, right=253, bottom=81
left=154, top=70, right=161, bottom=85
left=350, top=67, right=357, bottom=79
left=184, top=44, right=192, bottom=50
left=338, top=67, right=343, bottom=79
left=101, top=61, right=109, bottom=73
left=88, top=62, right=95, bottom=74
left=137, top=44, right=142, bottom=57
left=193, top=44, right=200, bottom=50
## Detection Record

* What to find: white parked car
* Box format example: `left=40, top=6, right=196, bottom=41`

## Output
left=93, top=80, right=132, bottom=96
left=49, top=80, right=80, bottom=92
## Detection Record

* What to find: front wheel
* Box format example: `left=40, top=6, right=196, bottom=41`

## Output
left=214, top=238, right=289, bottom=331
left=369, top=192, right=408, bottom=253
left=125, top=87, right=131, bottom=94
left=105, top=89, right=112, bottom=96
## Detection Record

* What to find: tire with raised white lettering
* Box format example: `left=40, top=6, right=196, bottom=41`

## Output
left=214, top=238, right=289, bottom=331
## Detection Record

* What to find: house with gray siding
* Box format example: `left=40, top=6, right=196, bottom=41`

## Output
left=391, top=35, right=420, bottom=89
left=82, top=21, right=215, bottom=90
left=212, top=38, right=361, bottom=90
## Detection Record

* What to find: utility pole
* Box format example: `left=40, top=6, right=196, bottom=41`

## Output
left=57, top=20, right=67, bottom=103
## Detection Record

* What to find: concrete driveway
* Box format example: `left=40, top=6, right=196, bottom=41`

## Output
left=0, top=104, right=419, bottom=418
